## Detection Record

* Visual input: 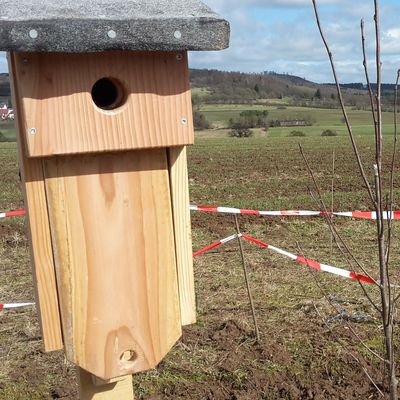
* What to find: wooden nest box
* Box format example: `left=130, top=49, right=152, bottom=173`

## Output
left=1, top=0, right=229, bottom=384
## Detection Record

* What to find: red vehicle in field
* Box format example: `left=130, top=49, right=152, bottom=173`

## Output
left=0, top=104, right=14, bottom=121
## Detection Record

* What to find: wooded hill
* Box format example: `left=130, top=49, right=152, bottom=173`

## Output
left=190, top=69, right=324, bottom=103
left=190, top=69, right=396, bottom=110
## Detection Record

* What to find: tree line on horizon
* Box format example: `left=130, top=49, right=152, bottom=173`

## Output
left=0, top=70, right=397, bottom=111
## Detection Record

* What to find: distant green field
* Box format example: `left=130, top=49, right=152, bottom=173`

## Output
left=191, top=87, right=213, bottom=98
left=199, top=104, right=396, bottom=137
left=1, top=104, right=396, bottom=141
left=0, top=122, right=16, bottom=141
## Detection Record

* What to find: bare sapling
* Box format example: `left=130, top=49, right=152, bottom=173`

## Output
left=311, top=0, right=399, bottom=398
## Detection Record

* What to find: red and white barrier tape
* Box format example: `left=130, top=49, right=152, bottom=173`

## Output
left=333, top=211, right=400, bottom=220
left=0, top=231, right=383, bottom=311
left=193, top=233, right=241, bottom=257
left=190, top=205, right=400, bottom=220
left=0, top=302, right=35, bottom=310
left=1, top=206, right=400, bottom=221
left=241, top=234, right=376, bottom=285
left=193, top=232, right=376, bottom=285
left=0, top=209, right=26, bottom=219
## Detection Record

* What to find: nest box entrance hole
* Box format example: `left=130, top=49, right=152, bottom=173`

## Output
left=91, top=77, right=126, bottom=110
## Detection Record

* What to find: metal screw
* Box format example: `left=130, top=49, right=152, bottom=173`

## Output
left=176, top=53, right=183, bottom=61
left=22, top=58, right=29, bottom=64
left=174, top=30, right=182, bottom=39
left=29, top=128, right=37, bottom=135
left=107, top=30, right=117, bottom=39
left=29, top=29, right=38, bottom=39
left=180, top=118, right=188, bottom=125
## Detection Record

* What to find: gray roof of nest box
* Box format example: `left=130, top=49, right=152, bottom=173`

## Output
left=0, top=0, right=229, bottom=52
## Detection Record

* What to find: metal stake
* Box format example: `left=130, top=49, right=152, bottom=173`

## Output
left=330, top=150, right=335, bottom=254
left=234, top=215, right=261, bottom=342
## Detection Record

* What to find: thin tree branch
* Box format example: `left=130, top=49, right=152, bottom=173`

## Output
left=302, top=156, right=381, bottom=315
left=373, top=2, right=397, bottom=397
left=330, top=151, right=335, bottom=254
left=299, top=144, right=380, bottom=288
left=372, top=0, right=392, bottom=329
left=312, top=0, right=376, bottom=207
left=312, top=1, right=398, bottom=397
left=386, top=69, right=400, bottom=270
left=361, top=19, right=378, bottom=128
left=374, top=1, right=383, bottom=172
left=295, top=240, right=384, bottom=363
left=307, top=185, right=381, bottom=313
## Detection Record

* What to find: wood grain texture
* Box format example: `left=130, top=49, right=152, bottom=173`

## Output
left=8, top=52, right=63, bottom=352
left=79, top=369, right=134, bottom=400
left=12, top=51, right=194, bottom=157
left=168, top=146, right=196, bottom=326
left=43, top=149, right=181, bottom=379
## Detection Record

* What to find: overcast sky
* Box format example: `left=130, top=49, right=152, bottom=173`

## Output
left=1, top=0, right=399, bottom=83
left=190, top=0, right=400, bottom=83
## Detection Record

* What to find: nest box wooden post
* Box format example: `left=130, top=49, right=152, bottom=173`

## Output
left=1, top=0, right=229, bottom=395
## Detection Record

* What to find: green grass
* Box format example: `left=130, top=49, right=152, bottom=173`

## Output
left=199, top=104, right=396, bottom=136
left=0, top=143, right=22, bottom=210
left=0, top=122, right=16, bottom=141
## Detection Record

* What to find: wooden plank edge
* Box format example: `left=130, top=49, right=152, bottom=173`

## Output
left=8, top=52, right=64, bottom=351
left=167, top=146, right=196, bottom=326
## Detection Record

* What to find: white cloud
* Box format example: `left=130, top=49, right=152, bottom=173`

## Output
left=194, top=0, right=400, bottom=83
left=387, top=28, right=400, bottom=39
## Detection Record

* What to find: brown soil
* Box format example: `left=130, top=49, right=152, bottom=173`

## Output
left=143, top=318, right=381, bottom=400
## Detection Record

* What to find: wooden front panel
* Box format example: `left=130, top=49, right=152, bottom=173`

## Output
left=13, top=51, right=194, bottom=157
left=43, top=149, right=182, bottom=379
